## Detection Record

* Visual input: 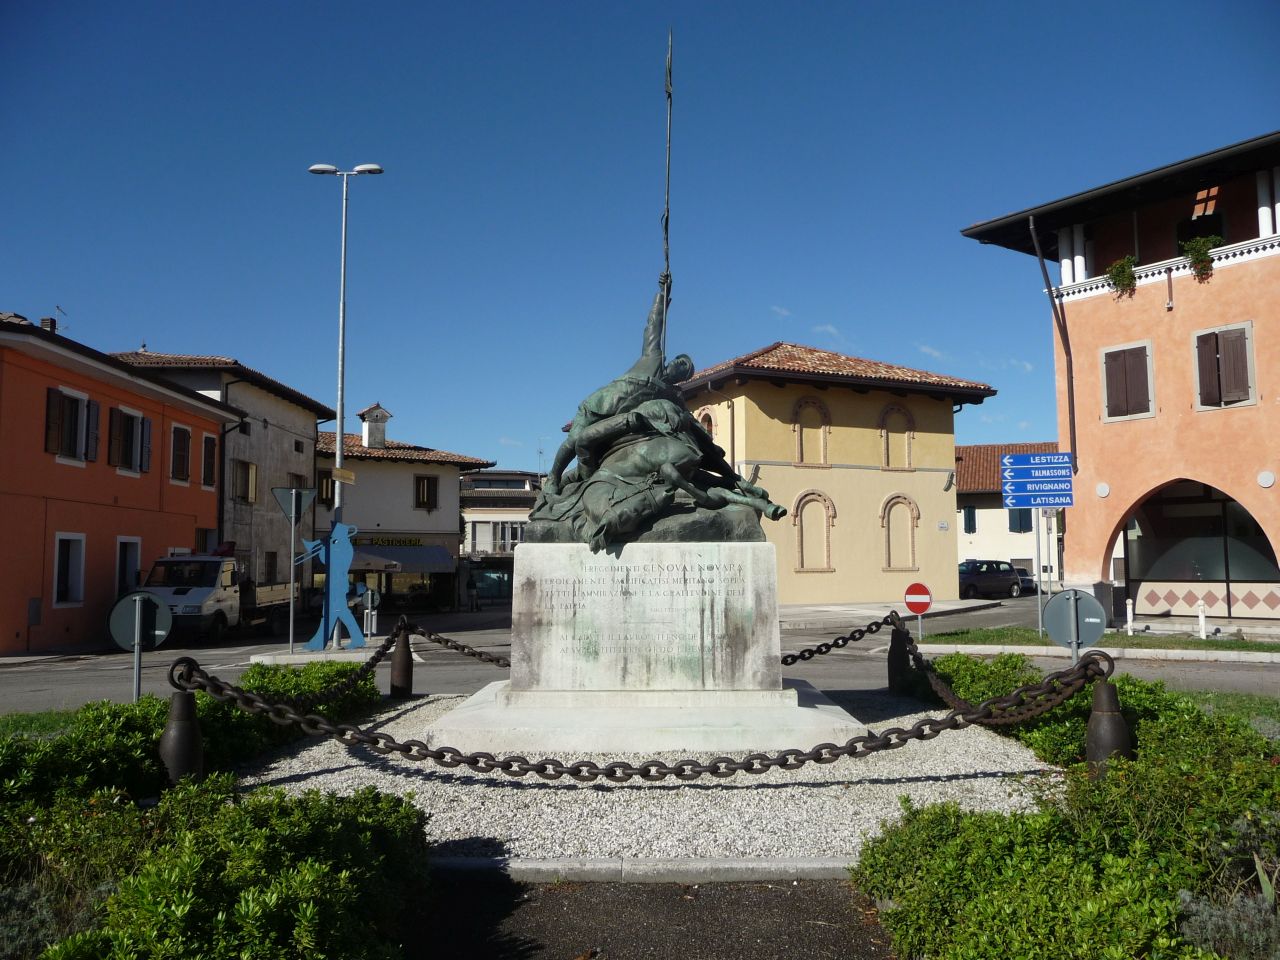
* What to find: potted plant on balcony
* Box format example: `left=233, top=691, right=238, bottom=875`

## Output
left=1105, top=255, right=1137, bottom=297
left=1179, top=235, right=1221, bottom=282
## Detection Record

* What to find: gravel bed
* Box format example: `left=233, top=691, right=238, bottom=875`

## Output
left=237, top=691, right=1055, bottom=864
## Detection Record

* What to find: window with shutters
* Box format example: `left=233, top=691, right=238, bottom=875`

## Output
left=318, top=469, right=334, bottom=507
left=201, top=435, right=217, bottom=487
left=1008, top=508, right=1032, bottom=533
left=961, top=505, right=977, bottom=534
left=108, top=406, right=151, bottom=474
left=414, top=474, right=439, bottom=510
left=231, top=459, right=257, bottom=503
left=45, top=387, right=98, bottom=464
left=1100, top=341, right=1155, bottom=422
left=1193, top=322, right=1255, bottom=410
left=170, top=425, right=191, bottom=482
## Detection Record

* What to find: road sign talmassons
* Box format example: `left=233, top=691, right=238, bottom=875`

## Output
left=1043, top=589, right=1107, bottom=650
left=904, top=582, right=932, bottom=615
left=1001, top=451, right=1075, bottom=508
left=109, top=591, right=173, bottom=652
left=272, top=486, right=317, bottom=518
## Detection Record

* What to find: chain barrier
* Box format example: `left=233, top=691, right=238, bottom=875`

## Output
left=278, top=630, right=399, bottom=715
left=167, top=610, right=1114, bottom=784
left=407, top=627, right=511, bottom=669
left=779, top=615, right=890, bottom=665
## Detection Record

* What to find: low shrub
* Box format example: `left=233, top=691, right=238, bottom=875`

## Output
left=25, top=777, right=429, bottom=960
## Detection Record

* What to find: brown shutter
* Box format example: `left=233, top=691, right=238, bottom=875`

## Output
left=1104, top=351, right=1127, bottom=417
left=1218, top=328, right=1250, bottom=404
left=140, top=418, right=152, bottom=472
left=1196, top=332, right=1221, bottom=406
left=428, top=476, right=439, bottom=510
left=45, top=388, right=63, bottom=453
left=1125, top=346, right=1149, bottom=416
left=85, top=400, right=100, bottom=461
left=108, top=408, right=123, bottom=466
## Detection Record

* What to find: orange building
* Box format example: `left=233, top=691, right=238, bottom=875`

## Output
left=0, top=315, right=240, bottom=653
left=964, top=131, right=1280, bottom=621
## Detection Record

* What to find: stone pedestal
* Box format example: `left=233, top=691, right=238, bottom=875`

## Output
left=425, top=542, right=866, bottom=753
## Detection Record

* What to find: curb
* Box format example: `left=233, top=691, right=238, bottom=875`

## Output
left=429, top=856, right=855, bottom=883
left=910, top=644, right=1280, bottom=664
left=780, top=601, right=1003, bottom=631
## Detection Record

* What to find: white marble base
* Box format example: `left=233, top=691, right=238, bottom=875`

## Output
left=424, top=679, right=867, bottom=754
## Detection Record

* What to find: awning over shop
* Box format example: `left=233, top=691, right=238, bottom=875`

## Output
left=355, top=544, right=455, bottom=574
left=313, top=550, right=402, bottom=573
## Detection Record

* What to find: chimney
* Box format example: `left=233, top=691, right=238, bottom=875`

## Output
left=39, top=317, right=57, bottom=333
left=358, top=403, right=392, bottom=449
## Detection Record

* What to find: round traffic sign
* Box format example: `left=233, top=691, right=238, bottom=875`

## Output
left=1043, top=589, right=1107, bottom=650
left=903, top=582, right=932, bottom=615
left=109, top=592, right=173, bottom=652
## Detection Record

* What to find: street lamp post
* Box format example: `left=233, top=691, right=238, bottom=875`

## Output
left=308, top=162, right=383, bottom=522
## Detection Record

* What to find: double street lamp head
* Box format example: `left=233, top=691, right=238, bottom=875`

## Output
left=308, top=163, right=384, bottom=176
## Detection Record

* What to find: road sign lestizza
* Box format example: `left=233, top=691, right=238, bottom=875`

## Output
left=1001, top=451, right=1075, bottom=509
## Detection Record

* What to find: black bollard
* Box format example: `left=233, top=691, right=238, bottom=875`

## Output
left=887, top=625, right=912, bottom=694
left=389, top=625, right=413, bottom=699
left=158, top=690, right=204, bottom=784
left=1085, top=680, right=1133, bottom=779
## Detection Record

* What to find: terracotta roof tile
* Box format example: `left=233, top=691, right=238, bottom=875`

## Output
left=114, top=351, right=334, bottom=418
left=683, top=342, right=994, bottom=399
left=318, top=432, right=494, bottom=467
left=955, top=441, right=1060, bottom=493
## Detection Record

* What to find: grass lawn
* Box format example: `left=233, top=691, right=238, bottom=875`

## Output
left=0, top=708, right=77, bottom=738
left=927, top=624, right=1280, bottom=654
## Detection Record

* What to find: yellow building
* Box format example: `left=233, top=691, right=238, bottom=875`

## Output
left=681, top=343, right=994, bottom=604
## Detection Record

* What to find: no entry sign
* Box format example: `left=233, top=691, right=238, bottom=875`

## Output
left=903, top=582, right=932, bottom=615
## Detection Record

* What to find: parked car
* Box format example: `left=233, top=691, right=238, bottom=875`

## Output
left=958, top=559, right=1022, bottom=599
left=1014, top=566, right=1039, bottom=595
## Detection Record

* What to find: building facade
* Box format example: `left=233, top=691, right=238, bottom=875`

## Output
left=460, top=468, right=542, bottom=602
left=113, top=351, right=334, bottom=587
left=954, top=442, right=1061, bottom=588
left=0, top=316, right=239, bottom=654
left=964, top=130, right=1280, bottom=619
left=316, top=404, right=493, bottom=609
left=681, top=342, right=994, bottom=604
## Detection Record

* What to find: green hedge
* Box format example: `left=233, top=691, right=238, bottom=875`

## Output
left=3, top=776, right=428, bottom=960
left=855, top=654, right=1280, bottom=959
left=0, top=662, right=380, bottom=806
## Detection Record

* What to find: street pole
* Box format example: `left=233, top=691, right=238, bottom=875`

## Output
left=335, top=172, right=349, bottom=522
left=1034, top=509, right=1044, bottom=639
left=288, top=489, right=298, bottom=655
left=132, top=593, right=144, bottom=703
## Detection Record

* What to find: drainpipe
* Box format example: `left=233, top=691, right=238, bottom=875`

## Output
left=1029, top=216, right=1080, bottom=475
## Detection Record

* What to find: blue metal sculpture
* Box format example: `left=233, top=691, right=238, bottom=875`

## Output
left=297, top=521, right=366, bottom=651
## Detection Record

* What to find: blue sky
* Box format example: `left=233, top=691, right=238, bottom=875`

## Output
left=4, top=2, right=1277, bottom=472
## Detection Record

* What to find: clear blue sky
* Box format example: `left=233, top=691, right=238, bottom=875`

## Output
left=4, top=2, right=1277, bottom=471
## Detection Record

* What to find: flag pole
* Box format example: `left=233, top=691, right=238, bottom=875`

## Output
left=661, top=29, right=673, bottom=360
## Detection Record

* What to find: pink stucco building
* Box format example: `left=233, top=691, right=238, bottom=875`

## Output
left=965, top=131, right=1280, bottom=621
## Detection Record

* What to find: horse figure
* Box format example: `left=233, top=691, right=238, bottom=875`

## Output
left=299, top=521, right=366, bottom=651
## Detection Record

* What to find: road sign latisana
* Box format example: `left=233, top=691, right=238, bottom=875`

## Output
left=1001, top=451, right=1074, bottom=508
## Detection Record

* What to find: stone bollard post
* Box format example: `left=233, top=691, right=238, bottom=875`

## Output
left=158, top=690, right=204, bottom=784
left=1085, top=680, right=1133, bottom=779
left=887, top=625, right=912, bottom=694
left=389, top=621, right=413, bottom=699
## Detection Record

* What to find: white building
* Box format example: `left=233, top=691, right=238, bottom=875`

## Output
left=460, top=468, right=542, bottom=602
left=114, top=350, right=334, bottom=585
left=316, top=403, right=493, bottom=609
left=954, top=442, right=1062, bottom=589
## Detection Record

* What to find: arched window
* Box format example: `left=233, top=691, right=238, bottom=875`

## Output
left=881, top=494, right=920, bottom=571
left=792, top=489, right=836, bottom=571
left=791, top=397, right=830, bottom=465
left=878, top=404, right=915, bottom=470
left=693, top=405, right=717, bottom=441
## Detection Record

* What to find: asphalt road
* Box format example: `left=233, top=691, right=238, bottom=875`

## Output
left=2, top=596, right=1277, bottom=713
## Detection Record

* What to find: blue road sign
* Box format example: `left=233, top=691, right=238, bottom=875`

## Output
left=1002, top=451, right=1075, bottom=508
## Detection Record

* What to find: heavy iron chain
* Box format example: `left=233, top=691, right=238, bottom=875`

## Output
left=408, top=627, right=511, bottom=668
left=779, top=616, right=890, bottom=665
left=166, top=613, right=1114, bottom=784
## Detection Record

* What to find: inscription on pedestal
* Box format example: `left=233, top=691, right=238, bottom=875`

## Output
left=510, top=543, right=782, bottom=693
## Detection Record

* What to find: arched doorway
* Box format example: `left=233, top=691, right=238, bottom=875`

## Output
left=1119, top=479, right=1280, bottom=618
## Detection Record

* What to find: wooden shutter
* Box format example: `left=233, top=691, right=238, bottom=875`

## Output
left=1218, top=328, right=1250, bottom=404
left=427, top=476, right=439, bottom=510
left=247, top=462, right=257, bottom=503
left=1104, top=350, right=1128, bottom=417
left=45, top=388, right=63, bottom=453
left=1124, top=347, right=1149, bottom=416
left=85, top=400, right=100, bottom=461
left=202, top=436, right=217, bottom=486
left=1196, top=332, right=1221, bottom=406
left=172, top=428, right=190, bottom=480
left=140, top=418, right=153, bottom=473
left=108, top=408, right=123, bottom=466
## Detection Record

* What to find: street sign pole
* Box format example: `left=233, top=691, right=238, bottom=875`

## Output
left=289, top=489, right=298, bottom=655
left=1034, top=508, right=1044, bottom=640
left=1069, top=590, right=1080, bottom=663
left=132, top=593, right=144, bottom=703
